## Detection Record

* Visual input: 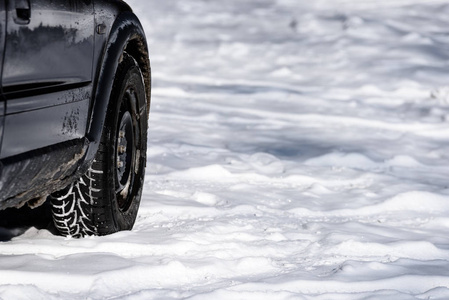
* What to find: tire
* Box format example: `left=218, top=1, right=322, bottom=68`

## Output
left=50, top=52, right=148, bottom=237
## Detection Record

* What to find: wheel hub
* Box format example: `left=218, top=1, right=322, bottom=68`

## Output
left=116, top=110, right=135, bottom=204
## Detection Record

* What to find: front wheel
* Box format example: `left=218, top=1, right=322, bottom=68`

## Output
left=50, top=53, right=148, bottom=237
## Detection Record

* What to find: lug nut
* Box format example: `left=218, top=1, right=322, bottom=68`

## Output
left=118, top=145, right=127, bottom=153
left=119, top=131, right=125, bottom=138
left=117, top=160, right=124, bottom=168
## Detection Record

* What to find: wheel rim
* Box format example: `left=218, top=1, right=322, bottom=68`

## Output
left=115, top=92, right=137, bottom=210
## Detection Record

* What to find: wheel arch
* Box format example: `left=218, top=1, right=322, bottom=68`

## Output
left=83, top=11, right=151, bottom=172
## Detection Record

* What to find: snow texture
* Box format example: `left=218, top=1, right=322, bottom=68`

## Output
left=2, top=0, right=449, bottom=299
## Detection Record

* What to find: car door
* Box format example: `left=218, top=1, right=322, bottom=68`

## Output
left=1, top=0, right=94, bottom=159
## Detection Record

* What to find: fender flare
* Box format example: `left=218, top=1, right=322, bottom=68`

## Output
left=83, top=11, right=151, bottom=168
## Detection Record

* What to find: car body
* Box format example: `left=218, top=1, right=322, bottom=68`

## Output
left=0, top=0, right=151, bottom=235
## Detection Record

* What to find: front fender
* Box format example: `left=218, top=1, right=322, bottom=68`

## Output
left=84, top=11, right=150, bottom=168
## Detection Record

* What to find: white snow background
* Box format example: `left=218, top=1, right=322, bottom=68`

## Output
left=3, top=0, right=449, bottom=299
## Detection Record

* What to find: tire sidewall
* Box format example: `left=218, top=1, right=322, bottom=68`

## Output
left=104, top=55, right=147, bottom=232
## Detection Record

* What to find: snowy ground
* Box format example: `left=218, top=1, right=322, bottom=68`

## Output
left=2, top=0, right=449, bottom=299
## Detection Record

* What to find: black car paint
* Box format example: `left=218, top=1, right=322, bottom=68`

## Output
left=2, top=0, right=94, bottom=159
left=0, top=0, right=150, bottom=209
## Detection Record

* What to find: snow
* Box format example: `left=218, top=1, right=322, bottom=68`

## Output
left=2, top=0, right=449, bottom=299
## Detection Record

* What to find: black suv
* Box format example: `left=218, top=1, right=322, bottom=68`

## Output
left=0, top=0, right=151, bottom=237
